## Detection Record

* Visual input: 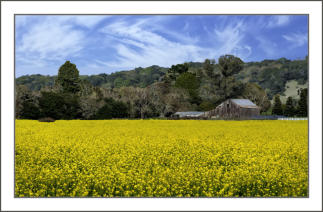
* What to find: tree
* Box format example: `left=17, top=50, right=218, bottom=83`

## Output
left=199, top=101, right=215, bottom=111
left=20, top=101, right=40, bottom=119
left=218, top=55, right=244, bottom=77
left=95, top=98, right=128, bottom=119
left=38, top=92, right=81, bottom=119
left=15, top=85, right=32, bottom=118
left=175, top=72, right=201, bottom=104
left=284, top=96, right=295, bottom=117
left=203, top=59, right=216, bottom=77
left=297, top=88, right=308, bottom=117
left=134, top=87, right=151, bottom=119
left=242, top=83, right=271, bottom=112
left=218, top=55, right=244, bottom=99
left=79, top=95, right=105, bottom=119
left=272, top=94, right=283, bottom=115
left=167, top=63, right=189, bottom=80
left=56, top=61, right=81, bottom=94
left=175, top=72, right=199, bottom=90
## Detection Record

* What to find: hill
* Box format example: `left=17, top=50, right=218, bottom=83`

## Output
left=16, top=57, right=308, bottom=101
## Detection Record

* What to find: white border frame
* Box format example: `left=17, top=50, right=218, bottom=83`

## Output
left=1, top=1, right=322, bottom=211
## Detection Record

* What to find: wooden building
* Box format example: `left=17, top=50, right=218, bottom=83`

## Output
left=205, top=99, right=260, bottom=119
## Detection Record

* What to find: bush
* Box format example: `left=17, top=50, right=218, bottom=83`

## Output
left=38, top=117, right=55, bottom=122
left=38, top=91, right=81, bottom=120
left=94, top=98, right=129, bottom=119
left=20, top=101, right=40, bottom=119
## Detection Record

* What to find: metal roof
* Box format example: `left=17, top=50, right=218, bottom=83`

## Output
left=174, top=111, right=204, bottom=117
left=231, top=99, right=258, bottom=108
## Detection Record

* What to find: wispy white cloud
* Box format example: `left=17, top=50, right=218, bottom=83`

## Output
left=18, top=23, right=85, bottom=60
left=69, top=16, right=108, bottom=28
left=213, top=21, right=252, bottom=60
left=15, top=15, right=307, bottom=76
left=16, top=16, right=108, bottom=70
left=96, top=18, right=253, bottom=71
left=267, top=16, right=290, bottom=28
left=283, top=32, right=308, bottom=48
left=99, top=20, right=208, bottom=70
left=256, top=37, right=278, bottom=57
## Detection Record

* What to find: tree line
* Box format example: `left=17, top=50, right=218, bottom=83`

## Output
left=15, top=55, right=308, bottom=120
left=271, top=89, right=308, bottom=117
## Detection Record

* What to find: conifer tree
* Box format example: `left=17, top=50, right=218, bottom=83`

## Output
left=297, top=88, right=308, bottom=117
left=56, top=61, right=81, bottom=94
left=272, top=94, right=283, bottom=115
left=284, top=96, right=295, bottom=117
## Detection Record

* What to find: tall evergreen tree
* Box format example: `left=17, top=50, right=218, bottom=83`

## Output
left=284, top=96, right=295, bottom=117
left=56, top=61, right=81, bottom=94
left=272, top=94, right=283, bottom=115
left=297, top=88, right=308, bottom=117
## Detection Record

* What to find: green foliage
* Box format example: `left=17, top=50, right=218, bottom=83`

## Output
left=20, top=101, right=40, bottom=119
left=39, top=92, right=81, bottom=120
left=16, top=74, right=56, bottom=91
left=239, top=57, right=308, bottom=99
left=218, top=55, right=244, bottom=77
left=242, top=83, right=271, bottom=112
left=175, top=72, right=201, bottom=104
left=15, top=57, right=308, bottom=120
left=272, top=94, right=283, bottom=115
left=284, top=96, right=295, bottom=117
left=218, top=55, right=244, bottom=99
left=167, top=63, right=189, bottom=80
left=297, top=88, right=308, bottom=117
left=95, top=98, right=129, bottom=119
left=56, top=61, right=81, bottom=94
left=175, top=72, right=199, bottom=90
left=16, top=58, right=307, bottom=103
left=203, top=59, right=216, bottom=77
left=199, top=101, right=215, bottom=111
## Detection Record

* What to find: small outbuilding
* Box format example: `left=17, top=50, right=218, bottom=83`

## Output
left=173, top=111, right=205, bottom=118
left=205, top=99, right=260, bottom=119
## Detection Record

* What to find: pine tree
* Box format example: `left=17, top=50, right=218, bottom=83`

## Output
left=297, top=88, right=308, bottom=117
left=272, top=94, right=283, bottom=115
left=284, top=96, right=295, bottom=117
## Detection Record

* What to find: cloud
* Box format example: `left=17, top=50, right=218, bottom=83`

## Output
left=96, top=18, right=253, bottom=71
left=17, top=21, right=85, bottom=61
left=256, top=37, right=278, bottom=57
left=283, top=32, right=308, bottom=48
left=267, top=16, right=290, bottom=28
left=99, top=20, right=208, bottom=69
left=213, top=21, right=252, bottom=60
left=53, top=15, right=107, bottom=28
left=16, top=15, right=108, bottom=71
left=15, top=15, right=307, bottom=76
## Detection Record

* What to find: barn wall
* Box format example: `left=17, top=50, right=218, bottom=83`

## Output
left=205, top=99, right=260, bottom=119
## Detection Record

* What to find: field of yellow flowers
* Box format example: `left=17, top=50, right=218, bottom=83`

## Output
left=15, top=120, right=308, bottom=197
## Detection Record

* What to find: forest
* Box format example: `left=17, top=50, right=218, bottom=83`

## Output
left=15, top=55, right=308, bottom=120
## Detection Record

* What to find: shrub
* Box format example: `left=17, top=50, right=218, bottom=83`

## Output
left=38, top=117, right=55, bottom=122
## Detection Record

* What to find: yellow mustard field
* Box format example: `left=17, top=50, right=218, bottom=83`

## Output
left=15, top=120, right=308, bottom=197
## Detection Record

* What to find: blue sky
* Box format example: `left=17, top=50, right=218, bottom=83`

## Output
left=15, top=15, right=308, bottom=77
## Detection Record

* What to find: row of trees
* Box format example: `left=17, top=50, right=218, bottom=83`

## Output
left=15, top=56, right=308, bottom=120
left=272, top=88, right=308, bottom=117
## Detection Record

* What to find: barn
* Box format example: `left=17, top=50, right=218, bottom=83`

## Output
left=205, top=99, right=260, bottom=119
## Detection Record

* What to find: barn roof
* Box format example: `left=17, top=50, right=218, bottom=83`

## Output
left=231, top=99, right=259, bottom=108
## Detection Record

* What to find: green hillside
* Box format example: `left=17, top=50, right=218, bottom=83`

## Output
left=16, top=57, right=308, bottom=101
